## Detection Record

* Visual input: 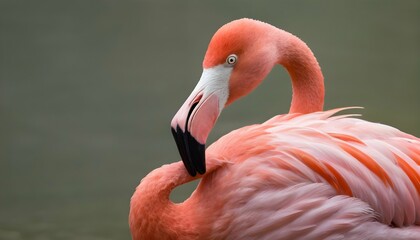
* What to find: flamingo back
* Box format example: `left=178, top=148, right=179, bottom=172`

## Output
left=200, top=108, right=420, bottom=239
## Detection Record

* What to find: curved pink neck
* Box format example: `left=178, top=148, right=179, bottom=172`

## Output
left=129, top=162, right=199, bottom=239
left=129, top=159, right=225, bottom=238
left=276, top=30, right=324, bottom=114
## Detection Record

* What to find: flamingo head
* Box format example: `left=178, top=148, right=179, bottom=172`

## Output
left=171, top=19, right=279, bottom=176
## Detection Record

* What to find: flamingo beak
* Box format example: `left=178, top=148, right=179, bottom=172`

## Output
left=171, top=64, right=232, bottom=176
left=171, top=66, right=231, bottom=176
left=171, top=92, right=220, bottom=176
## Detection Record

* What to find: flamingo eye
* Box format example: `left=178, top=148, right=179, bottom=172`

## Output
left=226, top=54, right=237, bottom=66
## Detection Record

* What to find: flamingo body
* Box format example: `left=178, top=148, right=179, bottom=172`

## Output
left=207, top=109, right=420, bottom=237
left=129, top=19, right=420, bottom=239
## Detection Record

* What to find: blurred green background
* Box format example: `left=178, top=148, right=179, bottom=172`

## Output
left=1, top=1, right=419, bottom=239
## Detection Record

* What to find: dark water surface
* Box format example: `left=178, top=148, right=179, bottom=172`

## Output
left=1, top=1, right=419, bottom=239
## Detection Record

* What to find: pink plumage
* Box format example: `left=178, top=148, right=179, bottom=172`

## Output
left=129, top=19, right=420, bottom=239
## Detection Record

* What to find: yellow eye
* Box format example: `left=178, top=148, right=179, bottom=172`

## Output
left=226, top=54, right=237, bottom=65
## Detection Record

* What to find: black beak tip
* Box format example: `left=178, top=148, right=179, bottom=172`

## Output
left=171, top=127, right=197, bottom=176
left=171, top=126, right=206, bottom=176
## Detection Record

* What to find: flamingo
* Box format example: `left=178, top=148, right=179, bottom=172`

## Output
left=129, top=19, right=420, bottom=239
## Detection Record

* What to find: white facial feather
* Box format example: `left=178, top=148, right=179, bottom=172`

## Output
left=193, top=65, right=232, bottom=113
